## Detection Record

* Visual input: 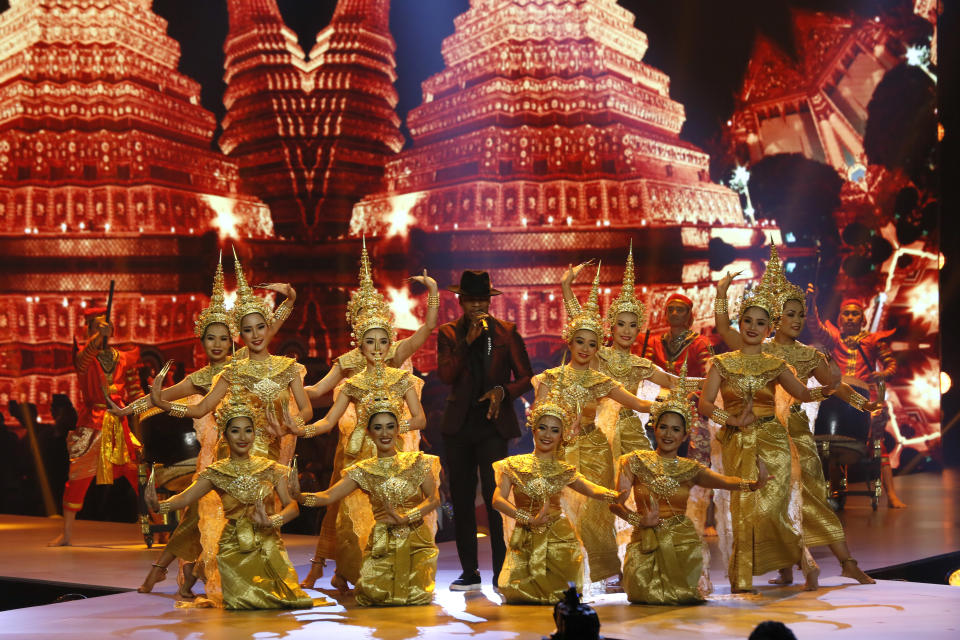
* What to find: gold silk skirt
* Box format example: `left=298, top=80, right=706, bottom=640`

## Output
left=165, top=503, right=202, bottom=563
left=499, top=516, right=583, bottom=605
left=623, top=515, right=705, bottom=605
left=564, top=426, right=620, bottom=581
left=616, top=408, right=653, bottom=457
left=216, top=517, right=314, bottom=610
left=355, top=520, right=437, bottom=606
left=787, top=407, right=845, bottom=548
left=719, top=415, right=802, bottom=591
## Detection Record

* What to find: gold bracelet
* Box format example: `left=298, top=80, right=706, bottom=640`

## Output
left=129, top=395, right=152, bottom=415
left=398, top=419, right=410, bottom=434
left=405, top=507, right=422, bottom=523
left=848, top=392, right=867, bottom=411
left=710, top=408, right=730, bottom=425
left=427, top=293, right=439, bottom=308
left=714, top=296, right=728, bottom=316
left=158, top=501, right=171, bottom=515
left=601, top=489, right=619, bottom=503
left=625, top=511, right=646, bottom=527
left=293, top=415, right=305, bottom=431
left=808, top=387, right=826, bottom=403
left=168, top=402, right=188, bottom=419
left=273, top=299, right=293, bottom=324
left=302, top=422, right=317, bottom=438
left=301, top=494, right=320, bottom=508
left=738, top=479, right=752, bottom=492
left=514, top=509, right=531, bottom=526
left=270, top=514, right=284, bottom=530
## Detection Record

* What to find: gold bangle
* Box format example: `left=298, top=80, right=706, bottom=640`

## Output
left=809, top=387, right=826, bottom=403
left=849, top=392, right=867, bottom=411
left=714, top=296, right=728, bottom=316
left=301, top=494, right=320, bottom=508
left=158, top=501, right=171, bottom=515
left=168, top=402, right=188, bottom=419
left=302, top=422, right=317, bottom=438
left=293, top=415, right=305, bottom=430
left=514, top=509, right=531, bottom=526
left=427, top=293, right=439, bottom=308
left=738, top=479, right=752, bottom=492
left=270, top=514, right=284, bottom=530
left=710, top=408, right=730, bottom=426
left=398, top=419, right=410, bottom=434
left=601, top=489, right=619, bottom=503
left=405, top=507, right=422, bottom=523
left=129, top=395, right=152, bottom=415
left=625, top=511, right=646, bottom=527
left=274, top=299, right=293, bottom=324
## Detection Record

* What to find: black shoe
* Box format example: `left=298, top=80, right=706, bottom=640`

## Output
left=450, top=571, right=482, bottom=591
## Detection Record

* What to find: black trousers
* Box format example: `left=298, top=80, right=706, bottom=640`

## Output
left=442, top=430, right=508, bottom=580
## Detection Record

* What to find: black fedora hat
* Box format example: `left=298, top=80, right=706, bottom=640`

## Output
left=447, top=270, right=502, bottom=296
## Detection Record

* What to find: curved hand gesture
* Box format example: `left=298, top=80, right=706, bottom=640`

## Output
left=250, top=500, right=272, bottom=529
left=144, top=468, right=160, bottom=513
left=256, top=282, right=296, bottom=302
left=562, top=259, right=595, bottom=286
left=382, top=502, right=406, bottom=525
left=102, top=386, right=131, bottom=417
left=528, top=500, right=552, bottom=527
left=754, top=458, right=770, bottom=491
left=637, top=494, right=660, bottom=528
left=288, top=465, right=302, bottom=500
left=150, top=360, right=173, bottom=406
left=408, top=269, right=438, bottom=294
left=735, top=396, right=756, bottom=428
left=717, top=270, right=742, bottom=296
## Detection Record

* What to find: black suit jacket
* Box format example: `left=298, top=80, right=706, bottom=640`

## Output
left=436, top=314, right=533, bottom=440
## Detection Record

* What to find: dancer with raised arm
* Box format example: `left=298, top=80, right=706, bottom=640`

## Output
left=493, top=365, right=621, bottom=604
left=699, top=281, right=834, bottom=593
left=714, top=245, right=876, bottom=585
left=295, top=357, right=440, bottom=606
left=614, top=362, right=769, bottom=605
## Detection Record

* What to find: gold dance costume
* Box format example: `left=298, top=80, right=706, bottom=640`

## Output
left=762, top=341, right=846, bottom=548
left=198, top=456, right=313, bottom=610
left=345, top=451, right=440, bottom=606
left=596, top=347, right=655, bottom=456
left=621, top=450, right=708, bottom=604
left=712, top=351, right=802, bottom=590
left=538, top=365, right=623, bottom=581
left=493, top=454, right=585, bottom=604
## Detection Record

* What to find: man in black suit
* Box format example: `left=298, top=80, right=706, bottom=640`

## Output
left=437, top=270, right=533, bottom=591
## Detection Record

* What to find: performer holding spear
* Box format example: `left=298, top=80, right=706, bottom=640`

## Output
left=49, top=282, right=145, bottom=546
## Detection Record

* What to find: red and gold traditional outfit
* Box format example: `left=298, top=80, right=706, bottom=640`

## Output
left=63, top=309, right=142, bottom=512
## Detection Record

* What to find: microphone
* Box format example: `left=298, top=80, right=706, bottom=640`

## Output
left=480, top=317, right=489, bottom=332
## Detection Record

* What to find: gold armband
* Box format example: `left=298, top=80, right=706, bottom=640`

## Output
left=808, top=387, right=827, bottom=403
left=301, top=494, right=320, bottom=508
left=270, top=514, right=284, bottom=530
left=738, top=479, right=753, bottom=492
left=274, top=299, right=293, bottom=324
left=514, top=509, right=531, bottom=526
left=158, top=501, right=172, bottom=515
left=168, top=402, right=188, bottom=419
left=710, top=408, right=730, bottom=426
left=129, top=395, right=152, bottom=416
left=405, top=507, right=422, bottom=523
left=302, top=422, right=317, bottom=438
left=625, top=511, right=647, bottom=528
left=399, top=419, right=410, bottom=434
left=292, top=414, right=305, bottom=431
left=714, top=296, right=728, bottom=316
left=848, top=392, right=867, bottom=411
left=427, top=293, right=439, bottom=308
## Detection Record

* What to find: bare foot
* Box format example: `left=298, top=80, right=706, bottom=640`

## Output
left=888, top=496, right=907, bottom=509
left=804, top=564, right=820, bottom=591
left=330, top=572, right=352, bottom=595
left=47, top=533, right=70, bottom=547
left=769, top=567, right=793, bottom=585
left=176, top=585, right=196, bottom=599
left=841, top=559, right=876, bottom=584
left=138, top=564, right=168, bottom=594
left=300, top=559, right=326, bottom=589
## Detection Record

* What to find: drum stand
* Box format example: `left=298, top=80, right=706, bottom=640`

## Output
left=816, top=438, right=883, bottom=511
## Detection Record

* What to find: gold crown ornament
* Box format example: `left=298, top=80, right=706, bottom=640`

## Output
left=194, top=252, right=234, bottom=339
left=215, top=382, right=257, bottom=434
left=346, top=238, right=395, bottom=347
left=606, top=241, right=646, bottom=335
left=526, top=355, right=577, bottom=441
left=230, top=247, right=273, bottom=335
left=760, top=243, right=806, bottom=321
left=562, top=262, right=605, bottom=343
left=649, top=359, right=695, bottom=429
left=355, top=355, right=406, bottom=430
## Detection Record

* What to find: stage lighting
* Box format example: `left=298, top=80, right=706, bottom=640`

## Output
left=949, top=569, right=960, bottom=586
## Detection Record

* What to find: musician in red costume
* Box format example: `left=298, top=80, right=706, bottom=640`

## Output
left=48, top=307, right=144, bottom=546
left=643, top=293, right=712, bottom=378
left=807, top=294, right=905, bottom=508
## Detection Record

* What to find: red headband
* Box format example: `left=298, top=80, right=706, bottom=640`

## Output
left=839, top=298, right=865, bottom=311
left=82, top=306, right=108, bottom=319
left=665, top=293, right=693, bottom=308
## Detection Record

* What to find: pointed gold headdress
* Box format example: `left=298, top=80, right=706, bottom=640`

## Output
left=761, top=242, right=806, bottom=321
left=649, top=358, right=695, bottom=428
left=606, top=241, right=646, bottom=333
left=195, top=252, right=234, bottom=339
left=346, top=238, right=395, bottom=346
left=562, top=262, right=604, bottom=342
left=355, top=355, right=406, bottom=430
left=526, top=354, right=576, bottom=439
left=214, top=380, right=257, bottom=434
left=230, top=247, right=273, bottom=335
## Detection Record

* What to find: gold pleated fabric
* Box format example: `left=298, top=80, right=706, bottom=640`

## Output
left=623, top=516, right=704, bottom=605
left=616, top=410, right=654, bottom=456
left=786, top=407, right=845, bottom=547
left=493, top=454, right=584, bottom=604
left=713, top=352, right=802, bottom=591
left=166, top=502, right=202, bottom=562
left=346, top=451, right=440, bottom=606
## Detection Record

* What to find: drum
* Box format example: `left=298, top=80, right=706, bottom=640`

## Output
left=813, top=394, right=870, bottom=442
left=814, top=435, right=866, bottom=466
